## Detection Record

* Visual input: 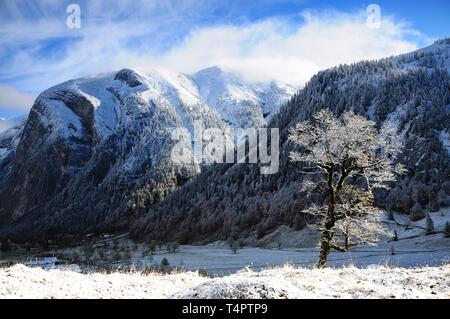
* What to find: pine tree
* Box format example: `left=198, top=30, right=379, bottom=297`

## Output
left=161, top=257, right=169, bottom=267
left=425, top=214, right=434, bottom=235
left=149, top=240, right=157, bottom=255
left=444, top=222, right=450, bottom=238
left=229, top=240, right=238, bottom=254
left=160, top=257, right=170, bottom=272
left=387, top=210, right=394, bottom=221
left=112, top=239, right=119, bottom=250
left=83, top=244, right=94, bottom=265
left=98, top=249, right=106, bottom=261
left=277, top=238, right=282, bottom=250
left=390, top=245, right=396, bottom=255
left=392, top=230, right=398, bottom=241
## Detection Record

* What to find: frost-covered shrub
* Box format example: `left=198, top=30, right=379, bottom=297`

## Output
left=160, top=257, right=170, bottom=273
left=392, top=230, right=398, bottom=241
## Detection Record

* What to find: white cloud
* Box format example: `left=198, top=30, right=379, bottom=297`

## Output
left=0, top=85, right=35, bottom=113
left=0, top=5, right=432, bottom=114
left=0, top=117, right=21, bottom=132
left=144, top=10, right=429, bottom=86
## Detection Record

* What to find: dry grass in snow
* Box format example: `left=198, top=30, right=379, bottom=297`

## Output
left=0, top=264, right=449, bottom=299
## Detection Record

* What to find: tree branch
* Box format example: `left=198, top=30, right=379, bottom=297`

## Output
left=329, top=242, right=348, bottom=252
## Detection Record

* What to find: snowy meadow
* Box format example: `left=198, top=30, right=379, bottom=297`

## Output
left=0, top=263, right=448, bottom=299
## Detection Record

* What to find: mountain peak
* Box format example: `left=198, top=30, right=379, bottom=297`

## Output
left=195, top=65, right=226, bottom=75
left=114, top=68, right=145, bottom=88
left=192, top=66, right=241, bottom=83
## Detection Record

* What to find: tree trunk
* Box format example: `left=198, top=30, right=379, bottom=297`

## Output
left=317, top=212, right=334, bottom=268
left=316, top=167, right=336, bottom=268
left=344, top=226, right=349, bottom=250
left=317, top=235, right=331, bottom=268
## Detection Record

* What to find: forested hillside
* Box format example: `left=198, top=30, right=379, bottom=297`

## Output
left=131, top=39, right=450, bottom=244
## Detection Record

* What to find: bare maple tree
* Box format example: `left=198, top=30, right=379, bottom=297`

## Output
left=288, top=109, right=405, bottom=268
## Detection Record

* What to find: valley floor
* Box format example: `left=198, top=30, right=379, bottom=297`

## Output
left=0, top=263, right=448, bottom=299
left=0, top=210, right=448, bottom=298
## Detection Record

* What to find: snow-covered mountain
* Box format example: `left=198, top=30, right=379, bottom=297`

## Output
left=192, top=66, right=295, bottom=127
left=0, top=120, right=25, bottom=162
left=0, top=116, right=25, bottom=133
left=0, top=67, right=294, bottom=238
left=0, top=118, right=11, bottom=133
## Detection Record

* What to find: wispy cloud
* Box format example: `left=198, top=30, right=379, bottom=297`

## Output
left=0, top=85, right=36, bottom=114
left=0, top=1, right=433, bottom=116
left=150, top=10, right=430, bottom=85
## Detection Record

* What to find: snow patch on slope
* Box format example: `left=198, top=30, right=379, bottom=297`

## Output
left=0, top=116, right=26, bottom=133
left=36, top=99, right=84, bottom=140
left=0, top=119, right=26, bottom=161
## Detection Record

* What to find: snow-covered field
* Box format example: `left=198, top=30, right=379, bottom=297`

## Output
left=0, top=210, right=448, bottom=298
left=1, top=210, right=448, bottom=275
left=3, top=236, right=447, bottom=276
left=124, top=244, right=449, bottom=275
left=0, top=263, right=448, bottom=299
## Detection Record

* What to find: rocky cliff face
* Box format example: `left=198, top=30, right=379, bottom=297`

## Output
left=0, top=67, right=294, bottom=239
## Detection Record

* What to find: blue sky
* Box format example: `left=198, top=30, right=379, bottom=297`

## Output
left=0, top=0, right=449, bottom=118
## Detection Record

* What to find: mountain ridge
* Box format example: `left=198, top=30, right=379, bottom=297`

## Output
left=0, top=66, right=294, bottom=239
